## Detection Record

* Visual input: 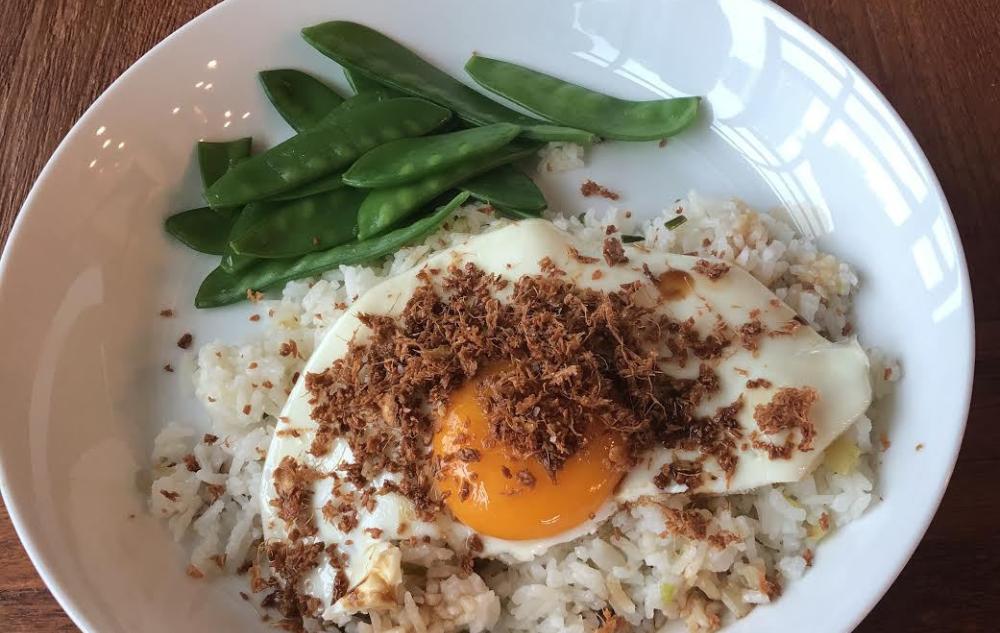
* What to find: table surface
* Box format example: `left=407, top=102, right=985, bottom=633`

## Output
left=1, top=0, right=997, bottom=631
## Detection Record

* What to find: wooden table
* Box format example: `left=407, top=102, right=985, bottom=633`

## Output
left=1, top=1, right=996, bottom=630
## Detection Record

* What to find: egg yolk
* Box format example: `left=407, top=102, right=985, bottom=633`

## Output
left=433, top=367, right=627, bottom=541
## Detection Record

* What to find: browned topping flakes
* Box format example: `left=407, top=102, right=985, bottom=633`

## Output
left=693, top=259, right=731, bottom=280
left=602, top=236, right=628, bottom=266
left=177, top=332, right=193, bottom=349
left=182, top=454, right=200, bottom=472
left=568, top=246, right=600, bottom=264
left=270, top=457, right=324, bottom=539
left=580, top=179, right=620, bottom=200
left=752, top=386, right=819, bottom=458
left=305, top=262, right=749, bottom=525
left=159, top=308, right=175, bottom=318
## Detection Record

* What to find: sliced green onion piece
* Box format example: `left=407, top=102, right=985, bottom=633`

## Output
left=665, top=215, right=688, bottom=230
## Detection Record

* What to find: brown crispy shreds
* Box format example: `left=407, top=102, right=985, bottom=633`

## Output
left=279, top=340, right=302, bottom=358
left=658, top=138, right=669, bottom=148
left=186, top=564, right=204, bottom=579
left=249, top=314, right=261, bottom=322
left=159, top=490, right=180, bottom=502
left=580, top=179, right=620, bottom=200
left=819, top=512, right=831, bottom=531
left=592, top=270, right=604, bottom=280
left=177, top=333, right=193, bottom=349
left=880, top=433, right=891, bottom=451
left=203, top=433, right=218, bottom=445
left=304, top=262, right=742, bottom=523
left=746, top=378, right=772, bottom=389
left=457, top=447, right=481, bottom=462
left=759, top=574, right=782, bottom=600
left=568, top=246, right=600, bottom=264
left=916, top=443, right=925, bottom=451
left=270, top=457, right=324, bottom=538
left=602, top=236, right=628, bottom=266
left=243, top=404, right=252, bottom=415
left=247, top=289, right=265, bottom=303
left=159, top=308, right=175, bottom=318
left=693, top=259, right=731, bottom=280
left=163, top=364, right=174, bottom=373
left=539, top=256, right=566, bottom=276
left=596, top=608, right=629, bottom=633
left=653, top=460, right=703, bottom=490
left=803, top=548, right=814, bottom=566
left=753, top=386, right=819, bottom=456
left=182, top=454, right=200, bottom=472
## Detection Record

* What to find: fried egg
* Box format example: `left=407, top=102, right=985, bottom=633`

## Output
left=260, top=219, right=871, bottom=617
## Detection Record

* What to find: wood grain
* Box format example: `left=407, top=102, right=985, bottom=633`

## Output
left=0, top=1, right=997, bottom=630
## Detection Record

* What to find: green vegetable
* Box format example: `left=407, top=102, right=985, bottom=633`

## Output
left=300, top=21, right=596, bottom=144
left=205, top=97, right=450, bottom=207
left=197, top=138, right=253, bottom=216
left=665, top=215, right=688, bottom=230
left=465, top=54, right=701, bottom=141
left=344, top=123, right=521, bottom=188
left=265, top=172, right=345, bottom=202
left=460, top=164, right=546, bottom=210
left=197, top=138, right=252, bottom=191
left=620, top=234, right=644, bottom=243
left=165, top=138, right=250, bottom=252
left=492, top=205, right=541, bottom=220
left=230, top=187, right=367, bottom=258
left=195, top=191, right=471, bottom=308
left=259, top=69, right=344, bottom=132
left=356, top=142, right=538, bottom=239
left=220, top=202, right=271, bottom=273
left=164, top=207, right=238, bottom=255
left=332, top=91, right=392, bottom=115
left=344, top=67, right=404, bottom=99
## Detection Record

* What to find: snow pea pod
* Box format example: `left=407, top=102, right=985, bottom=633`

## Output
left=344, top=67, right=404, bottom=99
left=220, top=202, right=270, bottom=273
left=301, top=22, right=596, bottom=144
left=164, top=207, right=237, bottom=255
left=343, top=123, right=520, bottom=188
left=265, top=172, right=345, bottom=202
left=205, top=97, right=451, bottom=208
left=493, top=205, right=542, bottom=220
left=356, top=142, right=538, bottom=239
left=197, top=137, right=252, bottom=216
left=230, top=187, right=367, bottom=258
left=197, top=138, right=252, bottom=190
left=466, top=55, right=701, bottom=141
left=259, top=69, right=344, bottom=132
left=460, top=165, right=546, bottom=211
left=195, top=191, right=470, bottom=308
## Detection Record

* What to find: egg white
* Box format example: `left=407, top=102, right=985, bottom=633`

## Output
left=259, top=219, right=871, bottom=615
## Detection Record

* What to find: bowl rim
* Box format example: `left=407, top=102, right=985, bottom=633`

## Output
left=0, top=0, right=975, bottom=631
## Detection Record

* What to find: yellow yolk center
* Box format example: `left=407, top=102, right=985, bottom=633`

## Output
left=433, top=367, right=626, bottom=540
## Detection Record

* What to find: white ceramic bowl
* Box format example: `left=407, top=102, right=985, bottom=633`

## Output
left=0, top=0, right=973, bottom=631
